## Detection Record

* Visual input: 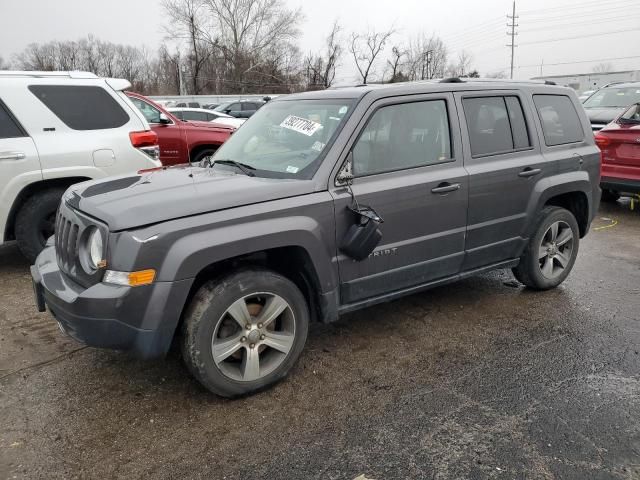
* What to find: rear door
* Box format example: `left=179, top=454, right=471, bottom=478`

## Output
left=456, top=90, right=552, bottom=270
left=331, top=93, right=468, bottom=305
left=0, top=97, right=41, bottom=241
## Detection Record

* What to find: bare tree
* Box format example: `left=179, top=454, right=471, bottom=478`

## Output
left=0, top=56, right=10, bottom=70
left=349, top=27, right=394, bottom=84
left=386, top=45, right=408, bottom=83
left=592, top=62, right=614, bottom=73
left=447, top=50, right=473, bottom=77
left=305, top=20, right=342, bottom=89
left=162, top=0, right=212, bottom=94
left=203, top=0, right=302, bottom=91
left=486, top=70, right=507, bottom=79
left=405, top=34, right=448, bottom=80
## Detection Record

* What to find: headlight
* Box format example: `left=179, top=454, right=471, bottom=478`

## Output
left=86, top=228, right=104, bottom=269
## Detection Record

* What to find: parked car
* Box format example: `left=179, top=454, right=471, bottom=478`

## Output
left=578, top=89, right=595, bottom=103
left=595, top=102, right=640, bottom=200
left=582, top=82, right=640, bottom=130
left=202, top=103, right=220, bottom=110
left=0, top=71, right=160, bottom=262
left=168, top=107, right=245, bottom=129
left=175, top=101, right=201, bottom=108
left=32, top=79, right=600, bottom=397
left=126, top=93, right=236, bottom=165
left=214, top=100, right=265, bottom=118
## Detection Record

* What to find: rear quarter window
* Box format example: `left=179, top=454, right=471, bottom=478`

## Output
left=0, top=100, right=26, bottom=139
left=533, top=94, right=584, bottom=146
left=28, top=85, right=130, bottom=130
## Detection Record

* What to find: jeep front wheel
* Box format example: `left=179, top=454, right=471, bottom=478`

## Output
left=512, top=206, right=580, bottom=290
left=181, top=269, right=309, bottom=397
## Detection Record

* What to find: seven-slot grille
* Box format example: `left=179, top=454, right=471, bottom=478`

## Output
left=55, top=209, right=80, bottom=273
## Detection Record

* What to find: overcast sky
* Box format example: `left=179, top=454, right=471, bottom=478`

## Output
left=1, top=0, right=638, bottom=81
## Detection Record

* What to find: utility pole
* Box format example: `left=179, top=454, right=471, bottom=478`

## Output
left=507, top=1, right=518, bottom=79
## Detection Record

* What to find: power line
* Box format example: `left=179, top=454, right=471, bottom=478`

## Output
left=519, top=0, right=639, bottom=15
left=518, top=55, right=640, bottom=69
left=520, top=14, right=640, bottom=34
left=518, top=27, right=640, bottom=46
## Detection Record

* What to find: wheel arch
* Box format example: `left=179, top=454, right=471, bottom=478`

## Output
left=4, top=176, right=91, bottom=241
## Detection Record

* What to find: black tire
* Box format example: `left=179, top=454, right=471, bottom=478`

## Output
left=601, top=189, right=620, bottom=203
left=15, top=188, right=65, bottom=263
left=181, top=268, right=309, bottom=397
left=512, top=206, right=580, bottom=290
left=191, top=148, right=217, bottom=165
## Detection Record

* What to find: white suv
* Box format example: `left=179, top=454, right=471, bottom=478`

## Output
left=0, top=71, right=161, bottom=261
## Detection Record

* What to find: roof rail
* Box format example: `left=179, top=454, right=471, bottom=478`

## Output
left=0, top=71, right=99, bottom=79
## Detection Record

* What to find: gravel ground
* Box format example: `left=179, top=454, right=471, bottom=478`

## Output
left=1, top=200, right=639, bottom=480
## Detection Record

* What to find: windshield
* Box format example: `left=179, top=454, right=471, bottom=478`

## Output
left=619, top=103, right=640, bottom=123
left=211, top=99, right=353, bottom=178
left=583, top=87, right=640, bottom=108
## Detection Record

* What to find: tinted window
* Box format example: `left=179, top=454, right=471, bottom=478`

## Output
left=130, top=97, right=162, bottom=124
left=0, top=100, right=26, bottom=139
left=188, top=102, right=200, bottom=108
left=353, top=100, right=452, bottom=176
left=207, top=113, right=220, bottom=121
left=505, top=96, right=531, bottom=149
left=182, top=111, right=208, bottom=121
left=242, top=103, right=256, bottom=111
left=172, top=111, right=184, bottom=120
left=533, top=95, right=584, bottom=146
left=463, top=97, right=513, bottom=156
left=229, top=103, right=241, bottom=111
left=29, top=85, right=129, bottom=130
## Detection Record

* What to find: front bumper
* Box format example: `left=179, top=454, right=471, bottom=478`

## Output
left=601, top=176, right=640, bottom=195
left=31, top=243, right=192, bottom=359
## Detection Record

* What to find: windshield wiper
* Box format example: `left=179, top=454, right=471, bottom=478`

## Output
left=213, top=159, right=256, bottom=177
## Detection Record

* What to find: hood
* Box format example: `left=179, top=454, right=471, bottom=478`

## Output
left=69, top=166, right=315, bottom=231
left=584, top=107, right=625, bottom=125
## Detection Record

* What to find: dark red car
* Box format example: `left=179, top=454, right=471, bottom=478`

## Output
left=126, top=92, right=235, bottom=166
left=595, top=103, right=640, bottom=201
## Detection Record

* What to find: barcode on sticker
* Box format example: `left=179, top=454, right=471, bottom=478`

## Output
left=280, top=115, right=322, bottom=136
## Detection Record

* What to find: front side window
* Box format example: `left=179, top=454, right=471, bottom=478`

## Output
left=533, top=95, right=584, bottom=146
left=212, top=99, right=353, bottom=178
left=0, top=100, right=26, bottom=139
left=29, top=85, right=129, bottom=130
left=130, top=97, right=162, bottom=124
left=352, top=100, right=452, bottom=176
left=242, top=103, right=256, bottom=111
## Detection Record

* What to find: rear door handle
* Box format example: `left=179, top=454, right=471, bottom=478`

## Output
left=431, top=182, right=461, bottom=194
left=0, top=151, right=26, bottom=161
left=518, top=167, right=542, bottom=178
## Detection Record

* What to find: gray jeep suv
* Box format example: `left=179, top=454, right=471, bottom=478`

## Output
left=32, top=79, right=601, bottom=397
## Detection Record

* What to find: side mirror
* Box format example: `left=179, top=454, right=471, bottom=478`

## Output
left=336, top=152, right=354, bottom=186
left=159, top=113, right=171, bottom=125
left=224, top=109, right=232, bottom=114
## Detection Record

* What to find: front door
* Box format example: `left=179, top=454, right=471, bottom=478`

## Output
left=129, top=96, right=186, bottom=165
left=330, top=94, right=469, bottom=305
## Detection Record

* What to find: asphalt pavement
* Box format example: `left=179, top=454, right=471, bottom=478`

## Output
left=1, top=200, right=639, bottom=480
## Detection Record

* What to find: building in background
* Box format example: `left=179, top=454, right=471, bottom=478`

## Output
left=532, top=70, right=640, bottom=94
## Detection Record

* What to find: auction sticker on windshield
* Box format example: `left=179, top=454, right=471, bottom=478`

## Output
left=280, top=115, right=323, bottom=136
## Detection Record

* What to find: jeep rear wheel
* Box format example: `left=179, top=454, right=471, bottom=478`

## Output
left=181, top=269, right=309, bottom=397
left=512, top=206, right=580, bottom=290
left=15, top=188, right=65, bottom=263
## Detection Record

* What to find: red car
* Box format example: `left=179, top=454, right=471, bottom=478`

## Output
left=126, top=92, right=235, bottom=166
left=595, top=103, right=640, bottom=201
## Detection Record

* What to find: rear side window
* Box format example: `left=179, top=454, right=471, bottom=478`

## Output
left=0, top=100, right=26, bottom=139
left=28, top=85, right=130, bottom=130
left=463, top=95, right=532, bottom=157
left=533, top=95, right=584, bottom=146
left=182, top=111, right=208, bottom=121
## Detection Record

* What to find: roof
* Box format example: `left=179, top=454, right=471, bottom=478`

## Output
left=279, top=78, right=570, bottom=101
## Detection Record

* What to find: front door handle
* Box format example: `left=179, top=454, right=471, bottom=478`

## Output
left=0, top=151, right=26, bottom=161
left=431, top=182, right=461, bottom=194
left=518, top=167, right=542, bottom=178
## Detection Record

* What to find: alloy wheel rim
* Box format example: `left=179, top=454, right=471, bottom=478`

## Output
left=538, top=220, right=573, bottom=279
left=211, top=292, right=295, bottom=382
